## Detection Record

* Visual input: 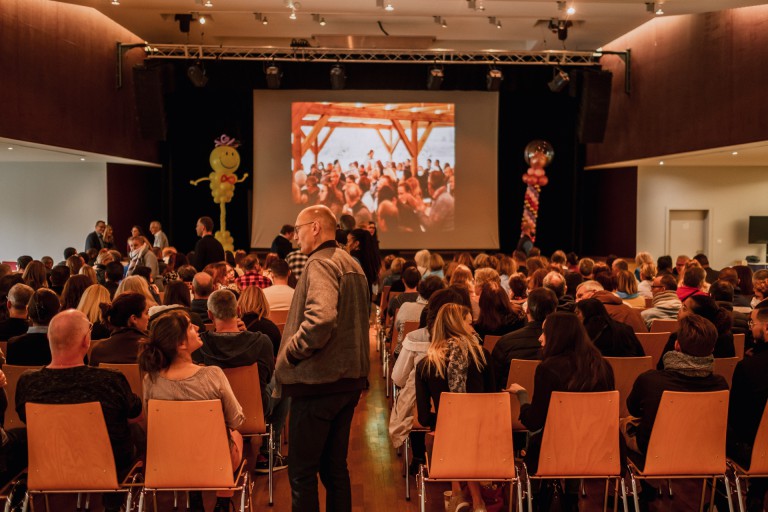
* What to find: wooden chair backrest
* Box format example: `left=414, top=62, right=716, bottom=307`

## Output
left=650, top=319, right=679, bottom=334
left=536, top=391, right=621, bottom=477
left=379, top=285, right=392, bottom=315
left=635, top=332, right=671, bottom=367
left=222, top=364, right=266, bottom=435
left=402, top=321, right=419, bottom=340
left=733, top=333, right=745, bottom=360
left=747, top=402, right=768, bottom=474
left=144, top=399, right=235, bottom=488
left=483, top=335, right=501, bottom=354
left=507, top=359, right=541, bottom=430
left=276, top=323, right=286, bottom=335
left=158, top=291, right=165, bottom=303
left=644, top=297, right=653, bottom=309
left=430, top=392, right=515, bottom=480
left=99, top=363, right=142, bottom=398
left=644, top=390, right=728, bottom=475
left=0, top=341, right=7, bottom=359
left=26, top=402, right=119, bottom=491
left=268, top=309, right=289, bottom=325
left=605, top=357, right=654, bottom=418
left=713, top=357, right=740, bottom=389
left=4, top=364, right=41, bottom=430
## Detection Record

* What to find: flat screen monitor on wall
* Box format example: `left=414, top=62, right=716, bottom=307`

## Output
left=748, top=216, right=768, bottom=244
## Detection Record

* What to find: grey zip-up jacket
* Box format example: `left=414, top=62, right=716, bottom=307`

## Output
left=275, top=241, right=370, bottom=396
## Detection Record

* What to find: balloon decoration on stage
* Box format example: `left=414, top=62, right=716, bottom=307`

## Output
left=520, top=140, right=554, bottom=242
left=190, top=134, right=249, bottom=252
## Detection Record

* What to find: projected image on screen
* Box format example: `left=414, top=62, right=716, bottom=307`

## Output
left=291, top=102, right=455, bottom=234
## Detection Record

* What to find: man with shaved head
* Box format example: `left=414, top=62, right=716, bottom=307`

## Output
left=275, top=205, right=370, bottom=511
left=190, top=271, right=214, bottom=316
left=15, top=310, right=143, bottom=512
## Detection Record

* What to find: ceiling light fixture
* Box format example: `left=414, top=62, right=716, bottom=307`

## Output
left=289, top=9, right=297, bottom=20
left=7, top=147, right=13, bottom=151
left=199, top=15, right=206, bottom=25
left=254, top=12, right=268, bottom=24
left=486, top=68, right=503, bottom=91
left=427, top=66, right=444, bottom=90
left=659, top=161, right=665, bottom=165
left=204, top=0, right=213, bottom=7
left=80, top=157, right=86, bottom=161
left=313, top=14, right=326, bottom=26
left=488, top=16, right=502, bottom=29
left=111, top=0, right=119, bottom=5
left=732, top=151, right=739, bottom=155
left=547, top=67, right=570, bottom=92
left=656, top=6, right=664, bottom=15
left=434, top=16, right=447, bottom=28
left=566, top=6, right=576, bottom=15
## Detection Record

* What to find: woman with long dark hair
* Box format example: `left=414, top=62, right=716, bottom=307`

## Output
left=90, top=291, right=148, bottom=365
left=346, top=228, right=381, bottom=300
left=575, top=298, right=645, bottom=357
left=474, top=281, right=525, bottom=339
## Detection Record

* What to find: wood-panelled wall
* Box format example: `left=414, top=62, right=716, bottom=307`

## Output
left=0, top=0, right=157, bottom=163
left=587, top=6, right=768, bottom=167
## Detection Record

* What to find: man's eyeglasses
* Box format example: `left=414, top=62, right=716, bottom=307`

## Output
left=294, top=221, right=315, bottom=233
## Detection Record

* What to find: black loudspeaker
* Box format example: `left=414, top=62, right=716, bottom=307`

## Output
left=577, top=70, right=613, bottom=144
left=133, top=64, right=168, bottom=141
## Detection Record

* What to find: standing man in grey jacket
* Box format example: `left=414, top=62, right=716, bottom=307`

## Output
left=275, top=205, right=370, bottom=512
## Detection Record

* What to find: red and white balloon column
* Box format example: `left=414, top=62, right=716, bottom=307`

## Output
left=520, top=140, right=554, bottom=242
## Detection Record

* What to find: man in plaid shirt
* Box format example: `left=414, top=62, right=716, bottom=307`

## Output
left=286, top=249, right=308, bottom=279
left=235, top=254, right=273, bottom=290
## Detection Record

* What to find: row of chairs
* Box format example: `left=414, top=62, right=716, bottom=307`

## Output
left=418, top=390, right=768, bottom=512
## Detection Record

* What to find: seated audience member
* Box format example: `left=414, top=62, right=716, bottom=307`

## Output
left=389, top=260, right=419, bottom=294
left=132, top=266, right=161, bottom=302
left=575, top=280, right=646, bottom=333
left=389, top=289, right=464, bottom=470
left=76, top=284, right=112, bottom=341
left=634, top=252, right=654, bottom=281
left=674, top=254, right=690, bottom=277
left=612, top=258, right=629, bottom=274
left=492, top=287, right=558, bottom=389
left=93, top=250, right=114, bottom=285
left=473, top=267, right=501, bottom=320
left=542, top=271, right=575, bottom=313
left=382, top=257, right=405, bottom=288
left=656, top=255, right=674, bottom=276
left=527, top=268, right=549, bottom=294
left=190, top=272, right=214, bottom=317
left=203, top=261, right=239, bottom=296
left=733, top=265, right=755, bottom=308
left=7, top=289, right=60, bottom=366
left=616, top=269, right=645, bottom=308
left=448, top=264, right=473, bottom=291
left=509, top=274, right=528, bottom=304
left=0, top=284, right=33, bottom=341
left=22, top=260, right=48, bottom=291
left=393, top=275, right=445, bottom=353
left=473, top=281, right=525, bottom=339
left=16, top=309, right=143, bottom=512
left=79, top=264, right=98, bottom=285
left=415, top=303, right=493, bottom=512
left=237, top=286, right=282, bottom=356
left=126, top=236, right=159, bottom=279
left=709, top=280, right=750, bottom=342
left=235, top=254, right=272, bottom=291
left=90, top=292, right=149, bottom=365
left=0, top=274, right=23, bottom=321
left=60, top=274, right=93, bottom=311
left=424, top=252, right=445, bottom=279
left=676, top=265, right=708, bottom=302
left=692, top=253, right=719, bottom=285
left=625, top=315, right=728, bottom=464
left=656, top=295, right=735, bottom=369
left=498, top=255, right=517, bottom=295
left=592, top=267, right=616, bottom=293
left=719, top=267, right=753, bottom=309
left=48, top=264, right=70, bottom=296
left=387, top=266, right=422, bottom=322
left=508, top=312, right=614, bottom=507
left=637, top=263, right=657, bottom=300
left=139, top=310, right=244, bottom=512
left=576, top=299, right=645, bottom=357
left=414, top=249, right=431, bottom=277
left=262, top=259, right=295, bottom=312
left=577, top=257, right=595, bottom=280
left=196, top=290, right=274, bottom=414
left=641, top=274, right=681, bottom=330
left=16, top=256, right=32, bottom=274
left=148, top=280, right=205, bottom=332
left=115, top=275, right=157, bottom=306
left=725, top=306, right=768, bottom=512
left=750, top=269, right=768, bottom=308
left=104, top=261, right=125, bottom=299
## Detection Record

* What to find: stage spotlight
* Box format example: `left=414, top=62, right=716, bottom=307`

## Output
left=187, top=62, right=208, bottom=87
left=427, top=67, right=444, bottom=90
left=547, top=68, right=569, bottom=92
left=330, top=64, right=346, bottom=89
left=486, top=68, right=503, bottom=91
left=265, top=63, right=282, bottom=89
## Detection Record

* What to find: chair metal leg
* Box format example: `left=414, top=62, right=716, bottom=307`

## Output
left=84, top=493, right=91, bottom=511
left=620, top=478, right=629, bottom=512
left=699, top=478, right=708, bottom=512
left=582, top=479, right=588, bottom=497
left=153, top=491, right=158, bottom=512
left=76, top=493, right=82, bottom=510
left=43, top=495, right=49, bottom=512
left=526, top=474, right=533, bottom=512
left=724, top=474, right=735, bottom=512
left=172, top=491, right=178, bottom=509
left=734, top=474, right=746, bottom=512
left=668, top=478, right=673, bottom=498
left=602, top=478, right=609, bottom=511
left=404, top=437, right=411, bottom=500
left=20, top=493, right=28, bottom=512
left=630, top=475, right=640, bottom=512
left=137, top=490, right=145, bottom=512
left=239, top=472, right=248, bottom=512
left=417, top=465, right=426, bottom=512
left=268, top=425, right=274, bottom=506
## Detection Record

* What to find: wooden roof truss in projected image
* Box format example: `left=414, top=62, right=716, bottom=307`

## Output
left=292, top=102, right=455, bottom=172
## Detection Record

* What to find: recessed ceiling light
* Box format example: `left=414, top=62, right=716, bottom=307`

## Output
left=732, top=151, right=739, bottom=155
left=80, top=157, right=86, bottom=161
left=111, top=0, right=119, bottom=5
left=659, top=161, right=664, bottom=165
left=384, top=2, right=394, bottom=11
left=655, top=7, right=664, bottom=15
left=7, top=147, right=13, bottom=150
left=566, top=6, right=576, bottom=15
left=204, top=0, right=213, bottom=6
left=199, top=15, right=206, bottom=24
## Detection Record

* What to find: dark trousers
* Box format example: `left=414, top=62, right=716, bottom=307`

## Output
left=288, top=390, right=361, bottom=512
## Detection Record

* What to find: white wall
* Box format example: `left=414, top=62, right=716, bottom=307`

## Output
left=0, top=162, right=107, bottom=262
left=637, top=165, right=768, bottom=269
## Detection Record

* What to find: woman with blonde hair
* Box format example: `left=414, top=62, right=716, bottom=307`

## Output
left=448, top=264, right=473, bottom=290
left=415, top=303, right=494, bottom=512
left=425, top=252, right=445, bottom=279
left=616, top=269, right=645, bottom=308
left=634, top=251, right=653, bottom=280
left=76, top=284, right=112, bottom=340
left=22, top=260, right=48, bottom=290
left=237, top=286, right=281, bottom=356
left=115, top=275, right=157, bottom=307
left=79, top=264, right=97, bottom=285
left=414, top=249, right=431, bottom=276
left=637, top=262, right=657, bottom=299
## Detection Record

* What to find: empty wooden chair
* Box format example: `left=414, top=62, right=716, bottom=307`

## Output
left=605, top=357, right=654, bottom=418
left=222, top=364, right=274, bottom=505
left=524, top=391, right=627, bottom=512
left=729, top=402, right=768, bottom=512
left=483, top=335, right=502, bottom=354
left=417, top=392, right=522, bottom=512
left=507, top=359, right=541, bottom=431
left=20, top=402, right=141, bottom=511
left=267, top=309, right=288, bottom=325
left=139, top=399, right=251, bottom=512
left=733, top=333, right=745, bottom=360
left=3, top=364, right=41, bottom=430
left=635, top=332, right=671, bottom=367
left=626, top=390, right=734, bottom=512
left=713, top=357, right=740, bottom=389
left=650, top=319, right=678, bottom=334
left=99, top=363, right=143, bottom=398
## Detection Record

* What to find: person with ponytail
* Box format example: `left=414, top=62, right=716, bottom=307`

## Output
left=90, top=292, right=148, bottom=366
left=139, top=310, right=244, bottom=512
left=415, top=302, right=494, bottom=512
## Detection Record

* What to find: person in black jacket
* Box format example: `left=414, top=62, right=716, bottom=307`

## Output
left=6, top=288, right=60, bottom=366
left=90, top=292, right=148, bottom=366
left=270, top=224, right=295, bottom=259
left=576, top=298, right=645, bottom=357
left=193, top=216, right=225, bottom=271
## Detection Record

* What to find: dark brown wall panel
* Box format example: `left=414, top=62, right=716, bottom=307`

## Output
left=587, top=6, right=768, bottom=167
left=0, top=0, right=157, bottom=163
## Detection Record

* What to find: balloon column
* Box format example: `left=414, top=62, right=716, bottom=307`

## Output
left=520, top=140, right=554, bottom=242
left=190, top=134, right=249, bottom=252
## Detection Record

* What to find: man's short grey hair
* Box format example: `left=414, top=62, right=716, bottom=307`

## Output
left=8, top=283, right=34, bottom=309
left=207, top=289, right=238, bottom=320
left=543, top=271, right=566, bottom=298
left=576, top=280, right=604, bottom=294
